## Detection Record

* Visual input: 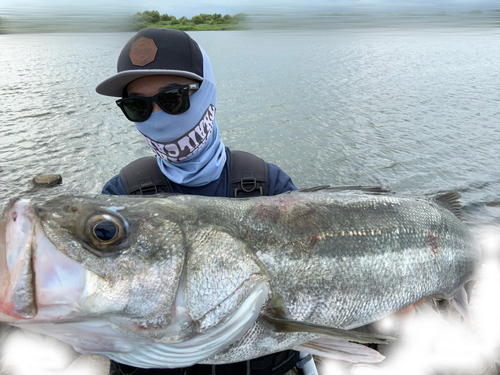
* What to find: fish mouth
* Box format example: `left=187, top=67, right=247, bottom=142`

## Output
left=0, top=199, right=88, bottom=322
left=0, top=199, right=37, bottom=320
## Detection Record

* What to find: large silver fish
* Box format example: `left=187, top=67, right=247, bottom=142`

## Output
left=0, top=188, right=480, bottom=368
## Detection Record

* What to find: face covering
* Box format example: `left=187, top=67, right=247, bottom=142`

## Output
left=135, top=47, right=226, bottom=187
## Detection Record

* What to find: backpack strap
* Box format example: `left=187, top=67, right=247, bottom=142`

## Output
left=230, top=150, right=269, bottom=198
left=119, top=156, right=171, bottom=195
left=250, top=350, right=300, bottom=375
left=119, top=150, right=269, bottom=197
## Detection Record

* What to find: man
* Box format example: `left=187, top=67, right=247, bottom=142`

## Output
left=96, top=27, right=423, bottom=375
left=96, top=27, right=302, bottom=375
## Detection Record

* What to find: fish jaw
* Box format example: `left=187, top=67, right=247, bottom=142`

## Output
left=0, top=199, right=89, bottom=322
left=0, top=199, right=37, bottom=319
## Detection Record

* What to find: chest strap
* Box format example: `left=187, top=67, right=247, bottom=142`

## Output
left=229, top=150, right=268, bottom=198
left=119, top=156, right=171, bottom=195
left=119, top=151, right=269, bottom=197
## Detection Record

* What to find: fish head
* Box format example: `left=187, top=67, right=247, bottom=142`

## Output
left=0, top=195, right=187, bottom=328
left=0, top=195, right=270, bottom=365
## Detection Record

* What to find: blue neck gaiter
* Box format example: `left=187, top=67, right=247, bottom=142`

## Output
left=135, top=48, right=226, bottom=187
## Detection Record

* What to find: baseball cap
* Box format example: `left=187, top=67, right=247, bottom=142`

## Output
left=96, top=28, right=204, bottom=97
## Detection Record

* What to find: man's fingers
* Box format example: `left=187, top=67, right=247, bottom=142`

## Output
left=392, top=298, right=427, bottom=323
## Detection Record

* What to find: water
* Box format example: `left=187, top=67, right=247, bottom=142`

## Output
left=0, top=27, right=499, bottom=373
left=1, top=30, right=498, bottom=204
left=1, top=26, right=499, bottom=259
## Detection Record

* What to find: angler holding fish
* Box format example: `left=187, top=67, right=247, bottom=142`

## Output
left=0, top=28, right=481, bottom=375
left=95, top=27, right=302, bottom=375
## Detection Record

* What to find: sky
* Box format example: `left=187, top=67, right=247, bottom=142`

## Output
left=0, top=0, right=498, bottom=19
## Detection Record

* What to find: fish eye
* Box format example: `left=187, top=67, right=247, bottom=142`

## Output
left=93, top=221, right=118, bottom=242
left=84, top=213, right=127, bottom=255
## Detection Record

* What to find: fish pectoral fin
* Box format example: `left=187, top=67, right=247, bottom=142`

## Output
left=107, top=282, right=270, bottom=369
left=296, top=336, right=385, bottom=363
left=262, top=311, right=394, bottom=345
left=448, top=286, right=471, bottom=322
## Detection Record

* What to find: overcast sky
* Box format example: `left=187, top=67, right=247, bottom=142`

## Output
left=0, top=0, right=497, bottom=18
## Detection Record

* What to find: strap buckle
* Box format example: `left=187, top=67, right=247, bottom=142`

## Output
left=241, top=175, right=257, bottom=192
left=234, top=172, right=264, bottom=198
left=138, top=178, right=158, bottom=195
left=234, top=179, right=263, bottom=198
left=296, top=353, right=313, bottom=369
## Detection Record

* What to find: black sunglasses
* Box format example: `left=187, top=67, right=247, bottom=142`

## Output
left=116, top=83, right=200, bottom=122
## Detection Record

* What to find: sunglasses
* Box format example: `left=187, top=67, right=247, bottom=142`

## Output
left=116, top=83, right=200, bottom=122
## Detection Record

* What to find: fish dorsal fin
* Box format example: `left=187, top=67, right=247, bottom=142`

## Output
left=298, top=186, right=392, bottom=195
left=262, top=310, right=394, bottom=345
left=298, top=185, right=332, bottom=192
left=433, top=192, right=462, bottom=219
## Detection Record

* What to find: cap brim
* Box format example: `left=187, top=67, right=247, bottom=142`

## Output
left=95, top=69, right=204, bottom=97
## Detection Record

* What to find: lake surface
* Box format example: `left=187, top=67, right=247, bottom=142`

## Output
left=1, top=28, right=499, bottom=229
left=0, top=26, right=499, bottom=373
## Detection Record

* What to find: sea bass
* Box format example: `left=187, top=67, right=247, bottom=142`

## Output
left=0, top=188, right=480, bottom=368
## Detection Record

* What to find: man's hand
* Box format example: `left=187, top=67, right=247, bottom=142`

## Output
left=393, top=298, right=427, bottom=323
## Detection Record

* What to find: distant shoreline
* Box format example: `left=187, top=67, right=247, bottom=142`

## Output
left=0, top=10, right=497, bottom=34
left=0, top=12, right=249, bottom=34
left=134, top=23, right=246, bottom=32
left=0, top=25, right=246, bottom=34
left=129, top=12, right=249, bottom=32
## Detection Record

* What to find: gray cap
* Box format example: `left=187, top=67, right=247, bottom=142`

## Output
left=96, top=28, right=204, bottom=97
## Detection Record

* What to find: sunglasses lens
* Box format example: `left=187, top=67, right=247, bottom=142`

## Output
left=117, top=85, right=194, bottom=122
left=158, top=87, right=190, bottom=114
left=121, top=98, right=150, bottom=122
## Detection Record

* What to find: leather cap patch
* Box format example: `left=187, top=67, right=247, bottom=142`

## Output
left=129, top=37, right=158, bottom=67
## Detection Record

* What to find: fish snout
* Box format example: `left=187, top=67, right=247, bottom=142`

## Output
left=0, top=199, right=37, bottom=320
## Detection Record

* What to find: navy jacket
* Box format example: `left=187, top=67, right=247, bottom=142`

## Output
left=102, top=148, right=297, bottom=196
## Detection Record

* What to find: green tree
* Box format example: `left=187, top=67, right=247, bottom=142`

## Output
left=191, top=15, right=203, bottom=24
left=147, top=10, right=161, bottom=23
left=233, top=13, right=248, bottom=22
left=128, top=11, right=248, bottom=31
left=133, top=10, right=161, bottom=24
left=131, top=12, right=147, bottom=29
left=132, top=12, right=142, bottom=22
left=199, top=13, right=212, bottom=23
